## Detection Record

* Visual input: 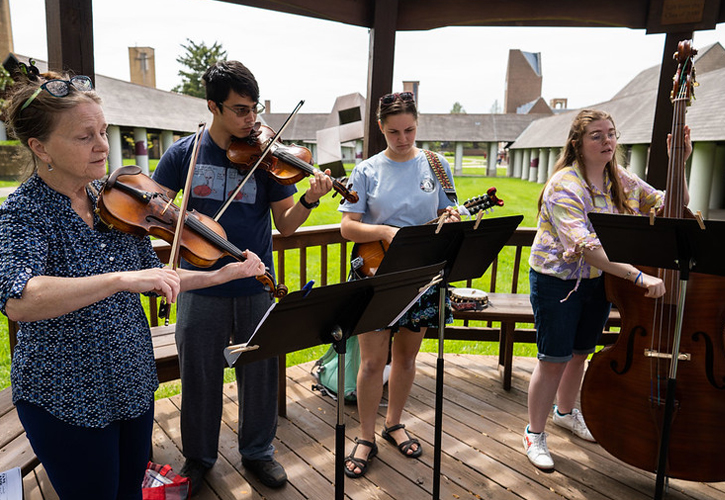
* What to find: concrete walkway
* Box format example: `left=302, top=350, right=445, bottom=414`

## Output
left=0, top=187, right=14, bottom=198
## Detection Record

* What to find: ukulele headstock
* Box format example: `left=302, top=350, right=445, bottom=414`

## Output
left=464, top=186, right=504, bottom=216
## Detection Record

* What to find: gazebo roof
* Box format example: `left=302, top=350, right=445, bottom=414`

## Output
left=220, top=0, right=724, bottom=32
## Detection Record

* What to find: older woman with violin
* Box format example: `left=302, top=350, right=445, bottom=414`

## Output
left=0, top=63, right=265, bottom=500
left=151, top=60, right=333, bottom=493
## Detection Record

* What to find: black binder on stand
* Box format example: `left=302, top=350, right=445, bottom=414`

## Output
left=589, top=212, right=725, bottom=500
left=373, top=214, right=522, bottom=499
left=224, top=262, right=446, bottom=500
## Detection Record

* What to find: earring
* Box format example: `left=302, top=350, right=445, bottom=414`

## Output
left=47, top=163, right=53, bottom=171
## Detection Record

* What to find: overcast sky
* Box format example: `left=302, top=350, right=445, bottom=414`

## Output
left=8, top=0, right=725, bottom=114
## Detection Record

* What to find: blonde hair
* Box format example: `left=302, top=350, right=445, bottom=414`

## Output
left=4, top=70, right=102, bottom=181
left=537, top=109, right=632, bottom=214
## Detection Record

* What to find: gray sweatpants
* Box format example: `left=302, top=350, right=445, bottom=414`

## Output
left=175, top=291, right=278, bottom=465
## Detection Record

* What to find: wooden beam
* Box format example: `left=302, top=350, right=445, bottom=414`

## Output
left=220, top=0, right=372, bottom=28
left=363, top=0, right=398, bottom=160
left=44, top=0, right=95, bottom=81
left=646, top=31, right=692, bottom=189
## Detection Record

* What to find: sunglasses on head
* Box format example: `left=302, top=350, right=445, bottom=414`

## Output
left=379, top=92, right=415, bottom=106
left=21, top=75, right=94, bottom=111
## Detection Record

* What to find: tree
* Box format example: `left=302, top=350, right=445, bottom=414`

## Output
left=489, top=99, right=502, bottom=114
left=172, top=39, right=227, bottom=98
left=450, top=102, right=466, bottom=114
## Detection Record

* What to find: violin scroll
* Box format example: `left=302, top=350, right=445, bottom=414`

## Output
left=331, top=177, right=359, bottom=204
left=258, top=271, right=288, bottom=298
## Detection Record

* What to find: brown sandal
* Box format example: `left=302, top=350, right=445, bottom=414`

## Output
left=382, top=423, right=423, bottom=458
left=344, top=438, right=378, bottom=478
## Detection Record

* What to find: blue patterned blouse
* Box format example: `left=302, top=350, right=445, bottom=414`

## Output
left=0, top=175, right=162, bottom=428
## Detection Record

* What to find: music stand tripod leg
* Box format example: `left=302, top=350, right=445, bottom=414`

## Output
left=432, top=282, right=447, bottom=499
left=331, top=325, right=347, bottom=500
left=654, top=278, right=688, bottom=500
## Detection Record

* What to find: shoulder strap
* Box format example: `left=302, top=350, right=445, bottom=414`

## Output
left=423, top=149, right=457, bottom=204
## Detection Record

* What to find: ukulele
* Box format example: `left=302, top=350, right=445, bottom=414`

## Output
left=350, top=187, right=503, bottom=278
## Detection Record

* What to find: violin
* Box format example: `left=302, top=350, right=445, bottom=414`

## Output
left=227, top=123, right=359, bottom=204
left=96, top=165, right=288, bottom=298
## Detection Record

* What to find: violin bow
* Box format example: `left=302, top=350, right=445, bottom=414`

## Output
left=213, top=99, right=305, bottom=222
left=161, top=121, right=206, bottom=325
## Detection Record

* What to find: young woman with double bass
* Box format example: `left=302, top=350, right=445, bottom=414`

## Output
left=522, top=106, right=686, bottom=471
left=581, top=41, right=725, bottom=486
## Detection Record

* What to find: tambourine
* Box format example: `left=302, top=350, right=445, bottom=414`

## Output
left=449, top=287, right=488, bottom=311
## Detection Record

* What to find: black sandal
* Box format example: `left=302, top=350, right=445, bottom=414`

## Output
left=344, top=438, right=378, bottom=478
left=382, top=423, right=423, bottom=458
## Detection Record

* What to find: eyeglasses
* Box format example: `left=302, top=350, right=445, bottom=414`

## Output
left=587, top=131, right=620, bottom=143
left=20, top=75, right=94, bottom=112
left=219, top=102, right=265, bottom=117
left=379, top=92, right=415, bottom=106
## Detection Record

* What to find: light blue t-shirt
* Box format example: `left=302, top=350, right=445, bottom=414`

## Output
left=338, top=150, right=454, bottom=226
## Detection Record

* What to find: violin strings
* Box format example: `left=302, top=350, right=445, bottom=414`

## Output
left=185, top=213, right=246, bottom=261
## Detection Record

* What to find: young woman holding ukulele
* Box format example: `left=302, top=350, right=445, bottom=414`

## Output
left=338, top=91, right=460, bottom=478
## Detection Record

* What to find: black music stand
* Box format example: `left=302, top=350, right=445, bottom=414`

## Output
left=589, top=212, right=725, bottom=500
left=224, top=262, right=446, bottom=500
left=374, top=214, right=523, bottom=499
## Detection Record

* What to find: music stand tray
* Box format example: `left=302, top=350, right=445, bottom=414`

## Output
left=376, top=215, right=523, bottom=281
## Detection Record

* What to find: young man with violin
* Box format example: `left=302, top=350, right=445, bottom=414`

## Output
left=152, top=60, right=332, bottom=494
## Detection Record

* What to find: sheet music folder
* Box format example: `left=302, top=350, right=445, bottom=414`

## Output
left=229, top=262, right=446, bottom=366
left=375, top=215, right=524, bottom=282
left=589, top=213, right=725, bottom=277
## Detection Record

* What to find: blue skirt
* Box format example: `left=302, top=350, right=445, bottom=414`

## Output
left=393, top=285, right=454, bottom=332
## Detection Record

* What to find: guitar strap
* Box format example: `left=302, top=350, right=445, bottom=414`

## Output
left=423, top=149, right=457, bottom=204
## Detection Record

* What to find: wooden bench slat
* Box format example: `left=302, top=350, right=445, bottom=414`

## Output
left=0, top=427, right=40, bottom=476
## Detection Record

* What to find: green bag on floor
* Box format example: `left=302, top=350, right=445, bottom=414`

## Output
left=311, top=336, right=361, bottom=403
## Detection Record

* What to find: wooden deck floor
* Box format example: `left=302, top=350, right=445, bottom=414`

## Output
left=21, top=353, right=725, bottom=499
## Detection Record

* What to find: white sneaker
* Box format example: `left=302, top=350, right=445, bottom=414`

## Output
left=552, top=406, right=596, bottom=442
left=523, top=425, right=554, bottom=470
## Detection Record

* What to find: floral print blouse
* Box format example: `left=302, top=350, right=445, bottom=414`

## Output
left=529, top=163, right=663, bottom=281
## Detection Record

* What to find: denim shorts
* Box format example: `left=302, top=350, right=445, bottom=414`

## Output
left=529, top=269, right=611, bottom=363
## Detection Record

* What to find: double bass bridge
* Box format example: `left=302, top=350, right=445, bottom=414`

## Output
left=644, top=349, right=691, bottom=361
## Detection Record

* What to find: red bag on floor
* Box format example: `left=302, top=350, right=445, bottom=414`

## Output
left=142, top=462, right=190, bottom=500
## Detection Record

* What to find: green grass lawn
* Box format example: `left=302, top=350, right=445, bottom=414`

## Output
left=0, top=162, right=543, bottom=396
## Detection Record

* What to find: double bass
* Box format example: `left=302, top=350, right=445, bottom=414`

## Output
left=581, top=41, right=725, bottom=483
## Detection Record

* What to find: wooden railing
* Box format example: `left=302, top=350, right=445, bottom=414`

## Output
left=272, top=224, right=351, bottom=289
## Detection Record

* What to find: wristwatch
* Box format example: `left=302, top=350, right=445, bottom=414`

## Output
left=300, top=192, right=320, bottom=210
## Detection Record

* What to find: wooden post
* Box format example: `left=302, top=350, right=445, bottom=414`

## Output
left=363, top=0, right=398, bottom=160
left=44, top=0, right=95, bottom=81
left=646, top=31, right=693, bottom=189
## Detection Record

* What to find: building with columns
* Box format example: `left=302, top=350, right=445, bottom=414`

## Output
left=4, top=54, right=211, bottom=176
left=509, top=42, right=725, bottom=219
